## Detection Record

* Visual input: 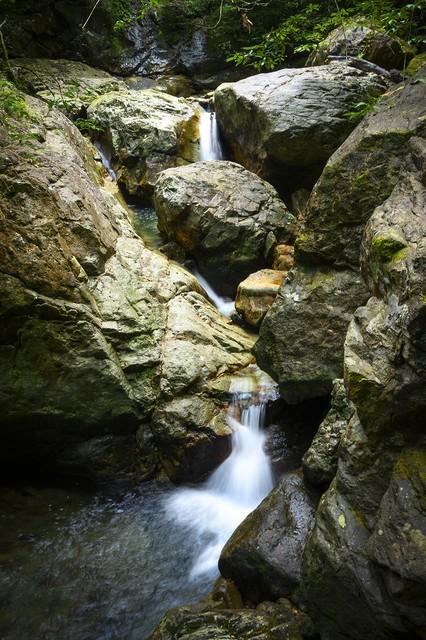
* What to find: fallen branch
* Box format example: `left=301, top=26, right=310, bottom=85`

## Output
left=328, top=55, right=393, bottom=79
left=82, top=0, right=103, bottom=30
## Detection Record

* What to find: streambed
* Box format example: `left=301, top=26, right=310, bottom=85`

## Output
left=0, top=481, right=215, bottom=640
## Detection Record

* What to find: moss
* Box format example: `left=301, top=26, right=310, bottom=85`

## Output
left=406, top=53, right=426, bottom=76
left=371, top=233, right=407, bottom=263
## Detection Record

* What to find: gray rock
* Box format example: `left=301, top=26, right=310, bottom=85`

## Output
left=219, top=473, right=318, bottom=602
left=254, top=265, right=369, bottom=403
left=0, top=93, right=254, bottom=480
left=298, top=69, right=426, bottom=268
left=87, top=89, right=199, bottom=199
left=214, top=62, right=388, bottom=192
left=154, top=161, right=295, bottom=293
left=301, top=132, right=426, bottom=639
left=10, top=58, right=126, bottom=117
left=307, top=23, right=415, bottom=70
left=302, top=379, right=355, bottom=485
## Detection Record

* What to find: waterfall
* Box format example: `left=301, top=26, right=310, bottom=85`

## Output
left=94, top=140, right=117, bottom=181
left=199, top=106, right=225, bottom=161
left=192, top=267, right=235, bottom=317
left=167, top=366, right=276, bottom=578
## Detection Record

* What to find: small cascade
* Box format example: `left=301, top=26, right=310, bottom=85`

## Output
left=199, top=106, right=225, bottom=161
left=167, top=366, right=277, bottom=578
left=193, top=267, right=235, bottom=317
left=94, top=140, right=117, bottom=181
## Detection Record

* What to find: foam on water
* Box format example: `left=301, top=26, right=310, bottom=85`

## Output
left=167, top=367, right=276, bottom=578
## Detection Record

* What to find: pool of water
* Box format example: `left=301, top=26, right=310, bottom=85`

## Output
left=0, top=481, right=215, bottom=640
left=127, top=204, right=165, bottom=250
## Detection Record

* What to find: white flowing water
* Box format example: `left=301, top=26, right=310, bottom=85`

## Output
left=94, top=140, right=117, bottom=181
left=193, top=267, right=235, bottom=317
left=167, top=367, right=276, bottom=578
left=199, top=107, right=225, bottom=161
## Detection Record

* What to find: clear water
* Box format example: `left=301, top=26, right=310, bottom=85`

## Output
left=127, top=204, right=165, bottom=250
left=0, top=482, right=215, bottom=640
left=0, top=369, right=277, bottom=640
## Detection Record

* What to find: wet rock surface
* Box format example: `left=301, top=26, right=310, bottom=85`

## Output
left=219, top=473, right=319, bottom=602
left=154, top=161, right=295, bottom=294
left=214, top=62, right=388, bottom=192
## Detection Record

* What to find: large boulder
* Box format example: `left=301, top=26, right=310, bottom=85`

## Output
left=154, top=161, right=295, bottom=294
left=254, top=265, right=368, bottom=403
left=10, top=58, right=126, bottom=117
left=214, top=62, right=387, bottom=193
left=297, top=69, right=426, bottom=268
left=254, top=70, right=426, bottom=403
left=87, top=89, right=199, bottom=200
left=0, top=89, right=254, bottom=480
left=301, top=136, right=426, bottom=639
left=219, top=473, right=318, bottom=602
left=307, top=23, right=415, bottom=70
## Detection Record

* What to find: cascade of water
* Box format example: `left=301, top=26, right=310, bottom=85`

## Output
left=94, top=141, right=117, bottom=181
left=166, top=366, right=276, bottom=578
left=199, top=107, right=225, bottom=161
left=192, top=267, right=235, bottom=317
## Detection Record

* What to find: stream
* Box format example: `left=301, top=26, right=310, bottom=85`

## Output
left=0, top=106, right=277, bottom=640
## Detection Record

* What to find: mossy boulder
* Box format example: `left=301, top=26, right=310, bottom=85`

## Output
left=214, top=62, right=387, bottom=194
left=10, top=58, right=126, bottom=117
left=154, top=161, right=295, bottom=294
left=406, top=53, right=426, bottom=76
left=307, top=22, right=415, bottom=70
left=297, top=68, right=426, bottom=268
left=149, top=597, right=308, bottom=640
left=300, top=130, right=426, bottom=640
left=87, top=89, right=199, bottom=200
left=254, top=265, right=368, bottom=403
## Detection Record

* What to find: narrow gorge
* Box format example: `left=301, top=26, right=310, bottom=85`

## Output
left=0, top=1, right=425, bottom=640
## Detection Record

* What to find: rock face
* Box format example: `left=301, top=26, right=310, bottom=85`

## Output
left=10, top=58, right=126, bottom=116
left=302, top=379, right=355, bottom=485
left=297, top=71, right=426, bottom=268
left=254, top=71, right=426, bottom=402
left=301, top=135, right=426, bottom=639
left=254, top=266, right=368, bottom=402
left=235, top=269, right=285, bottom=327
left=87, top=89, right=199, bottom=200
left=307, top=23, right=415, bottom=69
left=214, top=62, right=387, bottom=192
left=0, top=92, right=254, bottom=479
left=219, top=473, right=318, bottom=602
left=149, top=590, right=310, bottom=640
left=154, top=161, right=295, bottom=293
